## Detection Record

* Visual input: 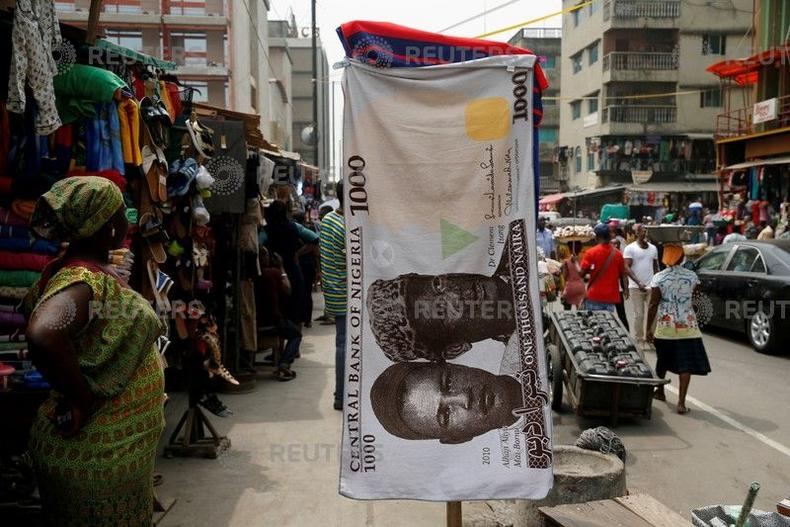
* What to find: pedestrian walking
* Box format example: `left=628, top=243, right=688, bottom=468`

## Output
left=561, top=242, right=586, bottom=310
left=623, top=224, right=659, bottom=350
left=536, top=217, right=557, bottom=260
left=581, top=224, right=646, bottom=313
left=646, top=244, right=711, bottom=414
left=319, top=181, right=347, bottom=411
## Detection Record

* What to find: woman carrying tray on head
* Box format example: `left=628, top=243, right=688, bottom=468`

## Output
left=646, top=243, right=711, bottom=414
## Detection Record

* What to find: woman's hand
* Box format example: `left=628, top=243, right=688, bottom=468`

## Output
left=51, top=396, right=96, bottom=437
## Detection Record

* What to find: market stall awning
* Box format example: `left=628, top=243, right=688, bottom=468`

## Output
left=627, top=181, right=719, bottom=193
left=539, top=193, right=566, bottom=206
left=93, top=39, right=176, bottom=70
left=564, top=186, right=626, bottom=200
left=721, top=155, right=790, bottom=171
left=707, top=45, right=790, bottom=86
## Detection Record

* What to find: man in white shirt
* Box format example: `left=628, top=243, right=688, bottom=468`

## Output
left=623, top=224, right=659, bottom=349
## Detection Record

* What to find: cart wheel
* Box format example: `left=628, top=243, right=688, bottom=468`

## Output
left=548, top=344, right=563, bottom=411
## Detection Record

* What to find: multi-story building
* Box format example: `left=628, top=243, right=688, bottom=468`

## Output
left=267, top=20, right=294, bottom=151
left=55, top=0, right=272, bottom=119
left=268, top=21, right=330, bottom=171
left=559, top=0, right=752, bottom=214
left=508, top=27, right=564, bottom=194
left=709, top=0, right=790, bottom=209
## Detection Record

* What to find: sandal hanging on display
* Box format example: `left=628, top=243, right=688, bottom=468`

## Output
left=199, top=318, right=239, bottom=385
left=147, top=260, right=173, bottom=312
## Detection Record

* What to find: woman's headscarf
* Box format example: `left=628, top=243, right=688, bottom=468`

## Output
left=31, top=176, right=124, bottom=241
left=662, top=244, right=685, bottom=267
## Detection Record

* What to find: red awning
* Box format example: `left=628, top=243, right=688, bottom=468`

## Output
left=539, top=193, right=566, bottom=208
left=707, top=45, right=790, bottom=86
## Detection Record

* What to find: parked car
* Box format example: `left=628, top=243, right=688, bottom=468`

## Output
left=688, top=240, right=790, bottom=353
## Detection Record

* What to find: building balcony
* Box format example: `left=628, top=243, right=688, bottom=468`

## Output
left=602, top=52, right=679, bottom=83
left=603, top=0, right=680, bottom=28
left=56, top=0, right=227, bottom=24
left=601, top=105, right=677, bottom=134
left=174, top=64, right=229, bottom=78
left=715, top=95, right=790, bottom=140
left=602, top=105, right=676, bottom=124
left=166, top=0, right=225, bottom=17
left=56, top=0, right=162, bottom=24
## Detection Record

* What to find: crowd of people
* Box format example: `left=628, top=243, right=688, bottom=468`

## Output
left=253, top=182, right=348, bottom=413
left=537, top=206, right=713, bottom=415
left=660, top=196, right=790, bottom=244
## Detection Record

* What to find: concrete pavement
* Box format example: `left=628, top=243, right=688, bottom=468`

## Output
left=155, top=297, right=790, bottom=526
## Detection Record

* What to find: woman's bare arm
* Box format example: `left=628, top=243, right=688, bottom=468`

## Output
left=26, top=284, right=95, bottom=429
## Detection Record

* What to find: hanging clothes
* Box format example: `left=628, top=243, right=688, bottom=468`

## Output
left=117, top=98, right=142, bottom=166
left=7, top=0, right=62, bottom=135
left=85, top=103, right=125, bottom=175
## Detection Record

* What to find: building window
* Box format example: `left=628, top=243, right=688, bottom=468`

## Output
left=588, top=92, right=599, bottom=114
left=540, top=128, right=558, bottom=143
left=700, top=88, right=723, bottom=107
left=587, top=152, right=595, bottom=170
left=589, top=0, right=600, bottom=15
left=702, top=34, right=726, bottom=55
left=542, top=55, right=557, bottom=69
left=571, top=100, right=582, bottom=120
left=104, top=30, right=143, bottom=52
left=543, top=97, right=557, bottom=106
left=572, top=8, right=580, bottom=27
left=169, top=0, right=208, bottom=15
left=575, top=146, right=582, bottom=172
left=571, top=52, right=583, bottom=74
left=170, top=32, right=208, bottom=66
left=588, top=42, right=599, bottom=65
left=183, top=81, right=208, bottom=102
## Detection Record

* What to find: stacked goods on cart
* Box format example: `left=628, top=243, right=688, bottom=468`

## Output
left=683, top=242, right=709, bottom=259
left=555, top=224, right=595, bottom=242
left=554, top=311, right=653, bottom=378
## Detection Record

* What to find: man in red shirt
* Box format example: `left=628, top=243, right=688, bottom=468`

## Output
left=581, top=224, right=646, bottom=312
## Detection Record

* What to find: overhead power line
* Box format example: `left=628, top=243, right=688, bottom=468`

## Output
left=475, top=1, right=592, bottom=39
left=438, top=0, right=523, bottom=33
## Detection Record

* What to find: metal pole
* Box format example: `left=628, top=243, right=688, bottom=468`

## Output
left=311, top=0, right=319, bottom=169
left=331, top=80, right=336, bottom=182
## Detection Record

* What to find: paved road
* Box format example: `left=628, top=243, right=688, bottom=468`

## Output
left=552, top=322, right=790, bottom=517
left=156, top=298, right=790, bottom=526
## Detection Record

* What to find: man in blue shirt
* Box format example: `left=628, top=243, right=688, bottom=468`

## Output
left=536, top=217, right=556, bottom=260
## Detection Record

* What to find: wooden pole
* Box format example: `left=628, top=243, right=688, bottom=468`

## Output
left=85, top=0, right=103, bottom=44
left=446, top=501, right=462, bottom=527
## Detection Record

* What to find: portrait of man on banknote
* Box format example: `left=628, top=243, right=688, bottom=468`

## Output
left=369, top=362, right=525, bottom=444
left=366, top=265, right=515, bottom=362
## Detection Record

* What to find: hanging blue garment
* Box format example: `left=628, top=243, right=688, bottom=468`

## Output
left=750, top=167, right=759, bottom=201
left=85, top=103, right=125, bottom=175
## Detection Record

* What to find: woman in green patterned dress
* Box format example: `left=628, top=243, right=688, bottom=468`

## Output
left=24, top=176, right=166, bottom=526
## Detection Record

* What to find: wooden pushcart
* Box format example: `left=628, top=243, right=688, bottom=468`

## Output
left=547, top=311, right=669, bottom=426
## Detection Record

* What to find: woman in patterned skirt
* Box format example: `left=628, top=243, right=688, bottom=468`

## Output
left=646, top=243, right=711, bottom=414
left=24, top=177, right=166, bottom=526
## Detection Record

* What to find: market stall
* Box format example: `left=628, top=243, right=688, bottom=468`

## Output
left=0, top=5, right=298, bottom=521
